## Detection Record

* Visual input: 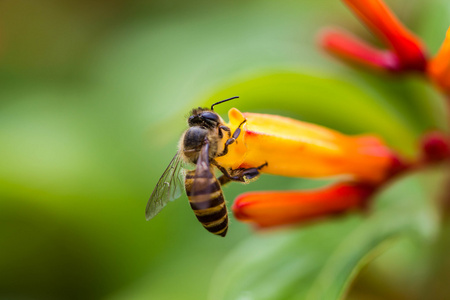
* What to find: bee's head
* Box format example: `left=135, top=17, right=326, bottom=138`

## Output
left=187, top=97, right=239, bottom=129
left=188, top=109, right=221, bottom=129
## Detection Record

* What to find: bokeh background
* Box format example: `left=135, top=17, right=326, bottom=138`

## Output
left=1, top=0, right=449, bottom=299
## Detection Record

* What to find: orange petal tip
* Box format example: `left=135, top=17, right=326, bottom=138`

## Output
left=427, top=27, right=450, bottom=95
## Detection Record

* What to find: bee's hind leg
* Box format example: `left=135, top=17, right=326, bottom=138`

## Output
left=233, top=162, right=268, bottom=183
left=214, top=161, right=268, bottom=185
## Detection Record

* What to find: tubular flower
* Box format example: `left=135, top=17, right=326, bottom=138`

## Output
left=232, top=183, right=374, bottom=228
left=319, top=0, right=427, bottom=72
left=427, top=27, right=450, bottom=96
left=319, top=28, right=399, bottom=71
left=214, top=108, right=399, bottom=184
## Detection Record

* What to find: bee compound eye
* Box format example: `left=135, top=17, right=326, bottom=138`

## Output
left=201, top=112, right=219, bottom=122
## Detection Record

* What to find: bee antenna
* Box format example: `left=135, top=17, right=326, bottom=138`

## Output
left=210, top=96, right=239, bottom=111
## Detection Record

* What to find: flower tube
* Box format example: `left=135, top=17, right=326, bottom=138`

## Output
left=319, top=28, right=400, bottom=71
left=232, top=182, right=374, bottom=228
left=215, top=108, right=397, bottom=184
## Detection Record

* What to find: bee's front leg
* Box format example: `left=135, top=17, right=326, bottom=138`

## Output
left=216, top=119, right=246, bottom=157
left=218, top=125, right=230, bottom=139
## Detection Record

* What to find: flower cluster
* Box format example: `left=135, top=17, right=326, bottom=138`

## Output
left=232, top=0, right=450, bottom=229
left=319, top=0, right=450, bottom=95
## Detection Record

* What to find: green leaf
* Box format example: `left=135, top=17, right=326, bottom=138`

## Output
left=202, top=71, right=418, bottom=155
left=209, top=168, right=444, bottom=300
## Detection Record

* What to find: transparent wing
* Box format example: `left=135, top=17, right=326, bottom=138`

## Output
left=145, top=151, right=185, bottom=220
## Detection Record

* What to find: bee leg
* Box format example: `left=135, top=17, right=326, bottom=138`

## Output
left=218, top=125, right=231, bottom=139
left=232, top=162, right=268, bottom=183
left=213, top=160, right=268, bottom=184
left=212, top=161, right=239, bottom=182
left=218, top=175, right=232, bottom=186
left=212, top=160, right=246, bottom=183
left=217, top=120, right=247, bottom=157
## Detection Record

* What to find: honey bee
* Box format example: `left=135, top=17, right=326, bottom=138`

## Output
left=145, top=97, right=267, bottom=237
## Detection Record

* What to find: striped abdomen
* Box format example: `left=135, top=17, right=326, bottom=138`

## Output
left=185, top=170, right=228, bottom=237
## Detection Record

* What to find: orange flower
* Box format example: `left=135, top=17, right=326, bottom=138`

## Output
left=215, top=108, right=398, bottom=184
left=320, top=0, right=427, bottom=72
left=232, top=182, right=374, bottom=228
left=427, top=27, right=450, bottom=96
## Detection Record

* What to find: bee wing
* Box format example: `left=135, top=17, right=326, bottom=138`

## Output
left=190, top=141, right=217, bottom=210
left=145, top=151, right=185, bottom=220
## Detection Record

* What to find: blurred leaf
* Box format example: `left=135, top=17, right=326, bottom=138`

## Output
left=209, top=167, right=444, bottom=300
left=204, top=70, right=418, bottom=154
left=328, top=71, right=447, bottom=137
left=416, top=0, right=450, bottom=54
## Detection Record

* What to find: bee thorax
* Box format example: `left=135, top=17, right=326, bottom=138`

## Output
left=183, top=127, right=208, bottom=150
left=182, top=127, right=219, bottom=163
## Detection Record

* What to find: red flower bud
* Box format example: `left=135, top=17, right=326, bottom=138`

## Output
left=420, top=131, right=450, bottom=163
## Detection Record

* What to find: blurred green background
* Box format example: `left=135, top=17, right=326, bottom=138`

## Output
left=1, top=0, right=449, bottom=299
